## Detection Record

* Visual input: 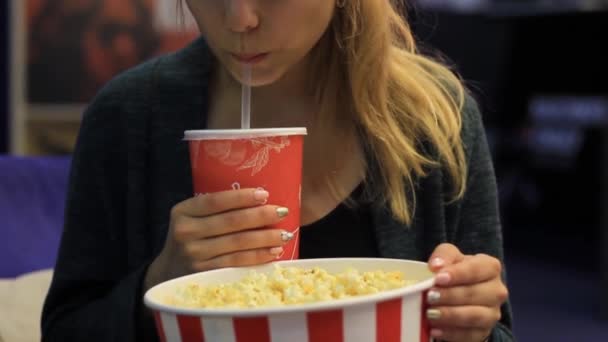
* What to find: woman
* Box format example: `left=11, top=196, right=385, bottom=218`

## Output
left=42, top=1, right=513, bottom=341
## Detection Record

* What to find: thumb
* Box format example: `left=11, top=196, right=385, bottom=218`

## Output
left=428, top=243, right=464, bottom=272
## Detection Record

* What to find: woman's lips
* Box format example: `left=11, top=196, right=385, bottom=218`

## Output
left=231, top=52, right=269, bottom=65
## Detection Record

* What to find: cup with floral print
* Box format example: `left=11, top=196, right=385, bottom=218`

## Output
left=184, top=128, right=307, bottom=260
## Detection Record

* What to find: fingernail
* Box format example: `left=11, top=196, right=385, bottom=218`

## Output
left=280, top=231, right=294, bottom=242
left=269, top=247, right=283, bottom=256
left=435, top=272, right=451, bottom=286
left=426, top=309, right=441, bottom=320
left=430, top=257, right=445, bottom=268
left=276, top=207, right=289, bottom=218
left=254, top=189, right=269, bottom=202
left=430, top=329, right=443, bottom=337
left=427, top=289, right=441, bottom=304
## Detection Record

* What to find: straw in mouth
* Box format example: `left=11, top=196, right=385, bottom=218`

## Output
left=241, top=66, right=252, bottom=129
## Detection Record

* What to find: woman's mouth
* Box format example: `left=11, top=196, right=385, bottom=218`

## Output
left=231, top=52, right=269, bottom=65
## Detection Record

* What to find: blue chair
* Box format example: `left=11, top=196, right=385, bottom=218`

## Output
left=0, top=156, right=71, bottom=278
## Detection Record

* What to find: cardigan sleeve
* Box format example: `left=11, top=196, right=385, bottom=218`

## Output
left=452, top=98, right=515, bottom=342
left=41, top=60, right=160, bottom=342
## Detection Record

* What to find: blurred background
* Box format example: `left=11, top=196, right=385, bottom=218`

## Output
left=1, top=0, right=607, bottom=341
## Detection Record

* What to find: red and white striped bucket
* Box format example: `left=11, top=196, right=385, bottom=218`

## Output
left=145, top=258, right=435, bottom=342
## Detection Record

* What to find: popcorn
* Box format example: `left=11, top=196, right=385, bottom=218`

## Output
left=165, top=265, right=416, bottom=309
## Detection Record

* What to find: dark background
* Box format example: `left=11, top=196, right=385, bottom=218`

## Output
left=411, top=10, right=607, bottom=271
left=410, top=9, right=608, bottom=324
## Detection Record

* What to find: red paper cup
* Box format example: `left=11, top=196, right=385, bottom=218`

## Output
left=145, top=258, right=435, bottom=342
left=184, top=128, right=307, bottom=261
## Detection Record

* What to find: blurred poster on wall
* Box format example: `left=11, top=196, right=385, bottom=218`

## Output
left=26, top=0, right=199, bottom=104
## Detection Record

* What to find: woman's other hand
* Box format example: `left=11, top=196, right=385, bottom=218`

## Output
left=426, top=243, right=509, bottom=342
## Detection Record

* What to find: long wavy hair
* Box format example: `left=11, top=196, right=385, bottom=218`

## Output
left=308, top=0, right=467, bottom=224
left=180, top=0, right=467, bottom=225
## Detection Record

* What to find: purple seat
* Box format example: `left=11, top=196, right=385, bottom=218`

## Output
left=0, top=156, right=71, bottom=278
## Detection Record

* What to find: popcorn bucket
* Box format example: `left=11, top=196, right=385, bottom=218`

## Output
left=144, top=258, right=435, bottom=342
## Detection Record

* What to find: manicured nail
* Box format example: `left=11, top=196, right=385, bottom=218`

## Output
left=276, top=207, right=289, bottom=218
left=430, top=257, right=445, bottom=268
left=435, top=272, right=451, bottom=286
left=254, top=189, right=269, bottom=202
left=430, top=329, right=443, bottom=337
left=427, top=289, right=441, bottom=304
left=281, top=231, right=294, bottom=242
left=426, top=309, right=441, bottom=320
left=269, top=247, right=283, bottom=256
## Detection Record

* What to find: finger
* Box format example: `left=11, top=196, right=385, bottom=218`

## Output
left=426, top=280, right=509, bottom=307
left=428, top=243, right=465, bottom=271
left=435, top=253, right=503, bottom=287
left=173, top=205, right=289, bottom=241
left=193, top=247, right=283, bottom=271
left=429, top=327, right=491, bottom=342
left=426, top=305, right=501, bottom=329
left=183, top=228, right=292, bottom=261
left=173, top=188, right=270, bottom=217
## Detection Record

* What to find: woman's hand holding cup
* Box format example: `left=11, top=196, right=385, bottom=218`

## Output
left=145, top=188, right=291, bottom=290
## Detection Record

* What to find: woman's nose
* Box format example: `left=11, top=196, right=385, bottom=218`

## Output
left=225, top=0, right=259, bottom=33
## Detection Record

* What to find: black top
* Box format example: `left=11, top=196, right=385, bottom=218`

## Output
left=300, top=183, right=380, bottom=259
left=41, top=38, right=514, bottom=341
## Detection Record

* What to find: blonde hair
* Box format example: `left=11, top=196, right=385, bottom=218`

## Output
left=179, top=0, right=468, bottom=224
left=311, top=0, right=467, bottom=224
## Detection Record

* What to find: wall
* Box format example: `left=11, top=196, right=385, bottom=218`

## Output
left=0, top=0, right=8, bottom=153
